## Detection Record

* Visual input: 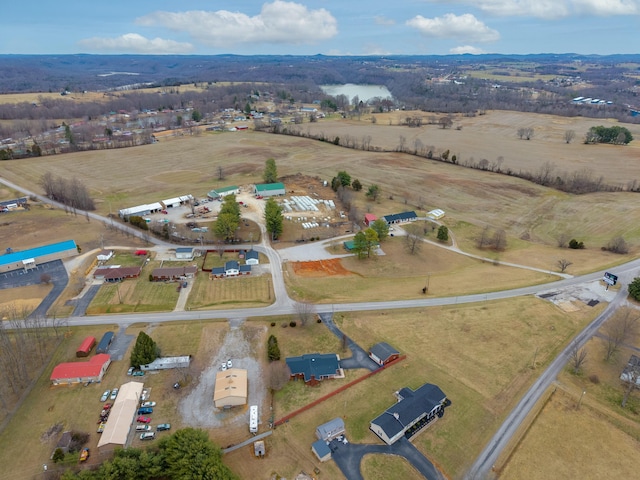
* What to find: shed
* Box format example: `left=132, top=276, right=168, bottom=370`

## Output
left=427, top=209, right=445, bottom=219
left=96, top=332, right=115, bottom=354
left=364, top=213, right=377, bottom=226
left=311, top=440, right=332, bottom=462
left=97, top=250, right=113, bottom=262
left=76, top=336, right=96, bottom=357
left=254, top=183, right=286, bottom=197
left=175, top=247, right=194, bottom=260
left=316, top=418, right=345, bottom=441
left=343, top=240, right=356, bottom=252
left=369, top=342, right=400, bottom=366
left=254, top=440, right=266, bottom=457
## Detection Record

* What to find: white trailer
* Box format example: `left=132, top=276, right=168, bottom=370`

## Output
left=249, top=405, right=258, bottom=433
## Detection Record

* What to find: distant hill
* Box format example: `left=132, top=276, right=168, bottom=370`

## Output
left=1, top=53, right=639, bottom=94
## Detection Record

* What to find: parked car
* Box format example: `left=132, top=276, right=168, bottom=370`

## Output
left=221, top=363, right=227, bottom=371
left=79, top=448, right=90, bottom=462
left=136, top=416, right=152, bottom=424
left=110, top=388, right=119, bottom=400
left=136, top=424, right=152, bottom=431
left=141, top=401, right=156, bottom=408
left=141, top=389, right=150, bottom=401
left=227, top=359, right=233, bottom=369
left=100, top=390, right=110, bottom=402
left=156, top=423, right=171, bottom=431
left=127, top=367, right=135, bottom=376
left=97, top=422, right=106, bottom=433
left=138, top=407, right=153, bottom=415
left=140, top=432, right=156, bottom=440
left=133, top=370, right=144, bottom=377
left=102, top=403, right=112, bottom=410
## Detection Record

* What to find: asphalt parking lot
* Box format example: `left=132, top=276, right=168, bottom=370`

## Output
left=0, top=260, right=68, bottom=318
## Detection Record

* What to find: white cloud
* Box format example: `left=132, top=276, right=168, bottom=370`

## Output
left=424, top=0, right=639, bottom=19
left=78, top=34, right=193, bottom=54
left=407, top=13, right=500, bottom=42
left=374, top=15, right=396, bottom=25
left=136, top=1, right=338, bottom=47
left=450, top=45, right=486, bottom=54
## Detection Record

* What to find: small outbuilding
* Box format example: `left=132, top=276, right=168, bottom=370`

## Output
left=316, top=418, right=345, bottom=441
left=76, top=336, right=96, bottom=357
left=369, top=342, right=400, bottom=366
left=427, top=209, right=445, bottom=219
left=96, top=332, right=115, bottom=354
left=254, top=440, right=266, bottom=457
left=97, top=250, right=113, bottom=262
left=620, top=354, right=640, bottom=386
left=311, top=439, right=332, bottom=462
left=364, top=213, right=377, bottom=226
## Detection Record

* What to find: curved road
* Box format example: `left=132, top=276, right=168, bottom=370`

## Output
left=4, top=176, right=640, bottom=479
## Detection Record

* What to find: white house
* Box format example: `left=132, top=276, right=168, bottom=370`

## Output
left=175, top=247, right=194, bottom=260
left=97, top=250, right=114, bottom=262
left=245, top=250, right=259, bottom=265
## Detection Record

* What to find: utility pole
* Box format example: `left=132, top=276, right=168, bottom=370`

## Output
left=578, top=390, right=586, bottom=409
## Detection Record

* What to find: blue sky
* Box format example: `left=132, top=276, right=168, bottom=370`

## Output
left=3, top=1, right=639, bottom=56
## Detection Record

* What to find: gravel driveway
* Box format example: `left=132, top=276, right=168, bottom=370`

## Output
left=178, top=319, right=266, bottom=429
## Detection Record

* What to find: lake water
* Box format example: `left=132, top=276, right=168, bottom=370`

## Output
left=320, top=84, right=392, bottom=102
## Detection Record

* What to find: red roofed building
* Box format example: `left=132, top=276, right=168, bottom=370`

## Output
left=50, top=354, right=111, bottom=385
left=364, top=213, right=377, bottom=226
left=76, top=336, right=96, bottom=357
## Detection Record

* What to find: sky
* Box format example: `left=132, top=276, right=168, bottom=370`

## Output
left=3, top=1, right=639, bottom=56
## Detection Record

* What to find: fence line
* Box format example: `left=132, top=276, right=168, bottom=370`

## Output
left=274, top=355, right=406, bottom=427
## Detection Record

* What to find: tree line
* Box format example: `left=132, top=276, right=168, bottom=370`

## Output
left=40, top=172, right=96, bottom=211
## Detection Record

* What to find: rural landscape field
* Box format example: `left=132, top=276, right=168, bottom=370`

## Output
left=2, top=52, right=640, bottom=480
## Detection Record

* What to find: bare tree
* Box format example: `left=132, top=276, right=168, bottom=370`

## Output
left=556, top=232, right=570, bottom=248
left=492, top=229, right=507, bottom=251
left=295, top=301, right=315, bottom=327
left=569, top=340, right=587, bottom=374
left=40, top=273, right=52, bottom=284
left=605, top=236, right=629, bottom=254
left=397, top=135, right=406, bottom=152
left=217, top=165, right=225, bottom=181
left=564, top=130, right=576, bottom=144
left=557, top=258, right=573, bottom=273
left=404, top=223, right=423, bottom=255
left=266, top=361, right=290, bottom=403
left=477, top=225, right=492, bottom=249
left=602, top=308, right=639, bottom=362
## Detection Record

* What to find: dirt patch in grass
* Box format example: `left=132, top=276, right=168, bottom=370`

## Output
left=291, top=259, right=353, bottom=277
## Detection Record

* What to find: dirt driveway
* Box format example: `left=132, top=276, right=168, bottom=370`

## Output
left=178, top=319, right=267, bottom=431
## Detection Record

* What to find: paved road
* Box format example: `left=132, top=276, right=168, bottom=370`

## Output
left=465, top=279, right=632, bottom=479
left=331, top=436, right=444, bottom=480
left=4, top=175, right=640, bottom=479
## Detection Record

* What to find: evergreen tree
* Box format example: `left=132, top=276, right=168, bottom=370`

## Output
left=370, top=219, right=389, bottom=241
left=437, top=225, right=449, bottom=242
left=267, top=335, right=281, bottom=361
left=629, top=277, right=640, bottom=301
left=130, top=332, right=159, bottom=368
left=263, top=158, right=278, bottom=183
left=264, top=198, right=283, bottom=240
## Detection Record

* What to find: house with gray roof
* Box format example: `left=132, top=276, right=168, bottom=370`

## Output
left=286, top=353, right=342, bottom=386
left=312, top=439, right=332, bottom=462
left=370, top=383, right=448, bottom=445
left=316, top=418, right=345, bottom=441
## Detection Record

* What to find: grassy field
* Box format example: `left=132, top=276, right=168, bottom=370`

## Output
left=361, top=454, right=423, bottom=480
left=186, top=272, right=273, bottom=310
left=285, top=239, right=554, bottom=303
left=0, top=284, right=53, bottom=316
left=499, top=311, right=640, bottom=477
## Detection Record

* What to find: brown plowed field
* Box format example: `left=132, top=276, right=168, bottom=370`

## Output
left=291, top=258, right=352, bottom=277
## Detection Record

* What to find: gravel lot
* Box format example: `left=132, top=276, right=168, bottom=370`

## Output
left=178, top=319, right=267, bottom=429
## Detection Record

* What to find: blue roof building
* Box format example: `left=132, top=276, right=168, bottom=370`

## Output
left=0, top=240, right=78, bottom=273
left=286, top=353, right=341, bottom=386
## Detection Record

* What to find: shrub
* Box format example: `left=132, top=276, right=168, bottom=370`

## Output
left=52, top=448, right=65, bottom=463
left=317, top=318, right=322, bottom=323
left=289, top=321, right=297, bottom=327
left=589, top=374, right=600, bottom=384
left=569, top=239, right=585, bottom=249
left=270, top=322, right=276, bottom=327
left=281, top=322, right=288, bottom=328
